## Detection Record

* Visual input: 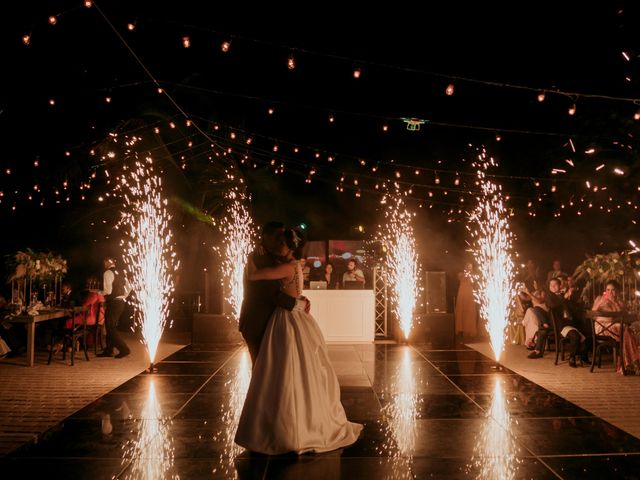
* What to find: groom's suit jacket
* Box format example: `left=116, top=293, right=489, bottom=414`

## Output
left=238, top=250, right=297, bottom=343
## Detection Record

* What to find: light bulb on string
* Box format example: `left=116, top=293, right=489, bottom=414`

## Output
left=353, top=67, right=361, bottom=79
left=48, top=15, right=58, bottom=25
left=182, top=36, right=191, bottom=48
left=221, top=40, right=231, bottom=52
left=127, top=22, right=136, bottom=31
left=634, top=111, right=640, bottom=121
left=22, top=34, right=31, bottom=45
left=382, top=124, right=389, bottom=132
left=445, top=83, right=455, bottom=96
left=287, top=54, right=296, bottom=70
left=568, top=103, right=577, bottom=116
left=84, top=0, right=92, bottom=7
left=537, top=91, right=546, bottom=102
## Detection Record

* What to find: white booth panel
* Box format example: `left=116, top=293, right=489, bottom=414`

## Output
left=303, top=290, right=375, bottom=343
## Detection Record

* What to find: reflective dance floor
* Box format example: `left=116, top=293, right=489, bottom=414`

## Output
left=2, top=343, right=640, bottom=479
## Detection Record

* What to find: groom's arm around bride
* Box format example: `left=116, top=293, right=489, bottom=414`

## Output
left=238, top=221, right=308, bottom=365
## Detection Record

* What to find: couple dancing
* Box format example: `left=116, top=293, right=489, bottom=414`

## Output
left=234, top=221, right=362, bottom=454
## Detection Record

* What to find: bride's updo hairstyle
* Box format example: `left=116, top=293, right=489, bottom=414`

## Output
left=284, top=228, right=306, bottom=260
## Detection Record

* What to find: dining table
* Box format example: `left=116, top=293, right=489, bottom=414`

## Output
left=8, top=308, right=69, bottom=366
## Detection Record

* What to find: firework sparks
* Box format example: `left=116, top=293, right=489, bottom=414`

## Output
left=123, top=380, right=177, bottom=480
left=216, top=189, right=256, bottom=322
left=469, top=377, right=520, bottom=479
left=121, top=158, right=178, bottom=366
left=468, top=152, right=516, bottom=361
left=376, top=189, right=420, bottom=340
left=377, top=347, right=423, bottom=479
left=212, top=350, right=251, bottom=476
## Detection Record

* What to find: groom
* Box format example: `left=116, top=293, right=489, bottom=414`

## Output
left=239, top=221, right=310, bottom=365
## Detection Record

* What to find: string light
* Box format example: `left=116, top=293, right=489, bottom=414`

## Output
left=445, top=83, right=455, bottom=96
left=353, top=67, right=361, bottom=79
left=568, top=103, right=577, bottom=116
left=537, top=91, right=546, bottom=102
left=221, top=40, right=231, bottom=52
left=182, top=36, right=191, bottom=48
left=287, top=54, right=296, bottom=70
left=48, top=15, right=58, bottom=25
left=22, top=35, right=31, bottom=46
left=127, top=22, right=135, bottom=31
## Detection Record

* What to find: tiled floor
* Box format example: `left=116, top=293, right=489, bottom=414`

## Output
left=2, top=342, right=640, bottom=479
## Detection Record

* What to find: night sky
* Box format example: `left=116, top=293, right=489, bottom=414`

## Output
left=1, top=1, right=639, bottom=293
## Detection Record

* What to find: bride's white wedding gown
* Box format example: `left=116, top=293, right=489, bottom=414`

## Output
left=235, top=262, right=363, bottom=454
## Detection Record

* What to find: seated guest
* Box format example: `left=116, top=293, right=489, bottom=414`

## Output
left=519, top=280, right=547, bottom=350
left=61, top=281, right=84, bottom=329
left=82, top=276, right=106, bottom=350
left=520, top=280, right=554, bottom=359
left=546, top=277, right=588, bottom=367
left=342, top=259, right=365, bottom=288
left=0, top=294, right=26, bottom=357
left=592, top=280, right=640, bottom=375
left=324, top=262, right=337, bottom=289
left=300, top=258, right=311, bottom=288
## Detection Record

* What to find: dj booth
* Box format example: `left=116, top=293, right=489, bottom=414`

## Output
left=302, top=289, right=375, bottom=342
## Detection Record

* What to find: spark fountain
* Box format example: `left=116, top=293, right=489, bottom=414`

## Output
left=468, top=153, right=516, bottom=363
left=121, top=158, right=178, bottom=372
left=376, top=190, right=420, bottom=341
left=215, top=189, right=255, bottom=322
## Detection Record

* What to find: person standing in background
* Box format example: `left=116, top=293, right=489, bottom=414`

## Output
left=324, top=262, right=337, bottom=289
left=454, top=263, right=478, bottom=338
left=96, top=257, right=131, bottom=359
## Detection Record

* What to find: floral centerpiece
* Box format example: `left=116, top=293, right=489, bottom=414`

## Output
left=7, top=249, right=68, bottom=306
left=573, top=251, right=640, bottom=305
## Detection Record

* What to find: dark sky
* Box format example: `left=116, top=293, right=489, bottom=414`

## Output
left=1, top=0, right=639, bottom=287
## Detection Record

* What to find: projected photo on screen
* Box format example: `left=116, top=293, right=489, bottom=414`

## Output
left=328, top=240, right=373, bottom=289
left=301, top=241, right=327, bottom=287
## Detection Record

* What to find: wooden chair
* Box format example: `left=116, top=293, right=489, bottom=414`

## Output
left=88, top=301, right=106, bottom=355
left=589, top=314, right=621, bottom=372
left=47, top=305, right=90, bottom=366
left=549, top=309, right=571, bottom=365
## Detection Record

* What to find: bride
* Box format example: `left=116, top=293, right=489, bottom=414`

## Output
left=234, top=228, right=363, bottom=454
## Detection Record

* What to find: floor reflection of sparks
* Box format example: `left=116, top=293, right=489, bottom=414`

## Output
left=123, top=380, right=178, bottom=480
left=378, top=348, right=420, bottom=479
left=469, top=377, right=519, bottom=480
left=212, top=350, right=251, bottom=477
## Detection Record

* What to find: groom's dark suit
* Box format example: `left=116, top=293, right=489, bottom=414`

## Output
left=239, top=250, right=297, bottom=365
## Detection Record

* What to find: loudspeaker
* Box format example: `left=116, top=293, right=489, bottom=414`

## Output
left=411, top=313, right=455, bottom=347
left=425, top=271, right=447, bottom=313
